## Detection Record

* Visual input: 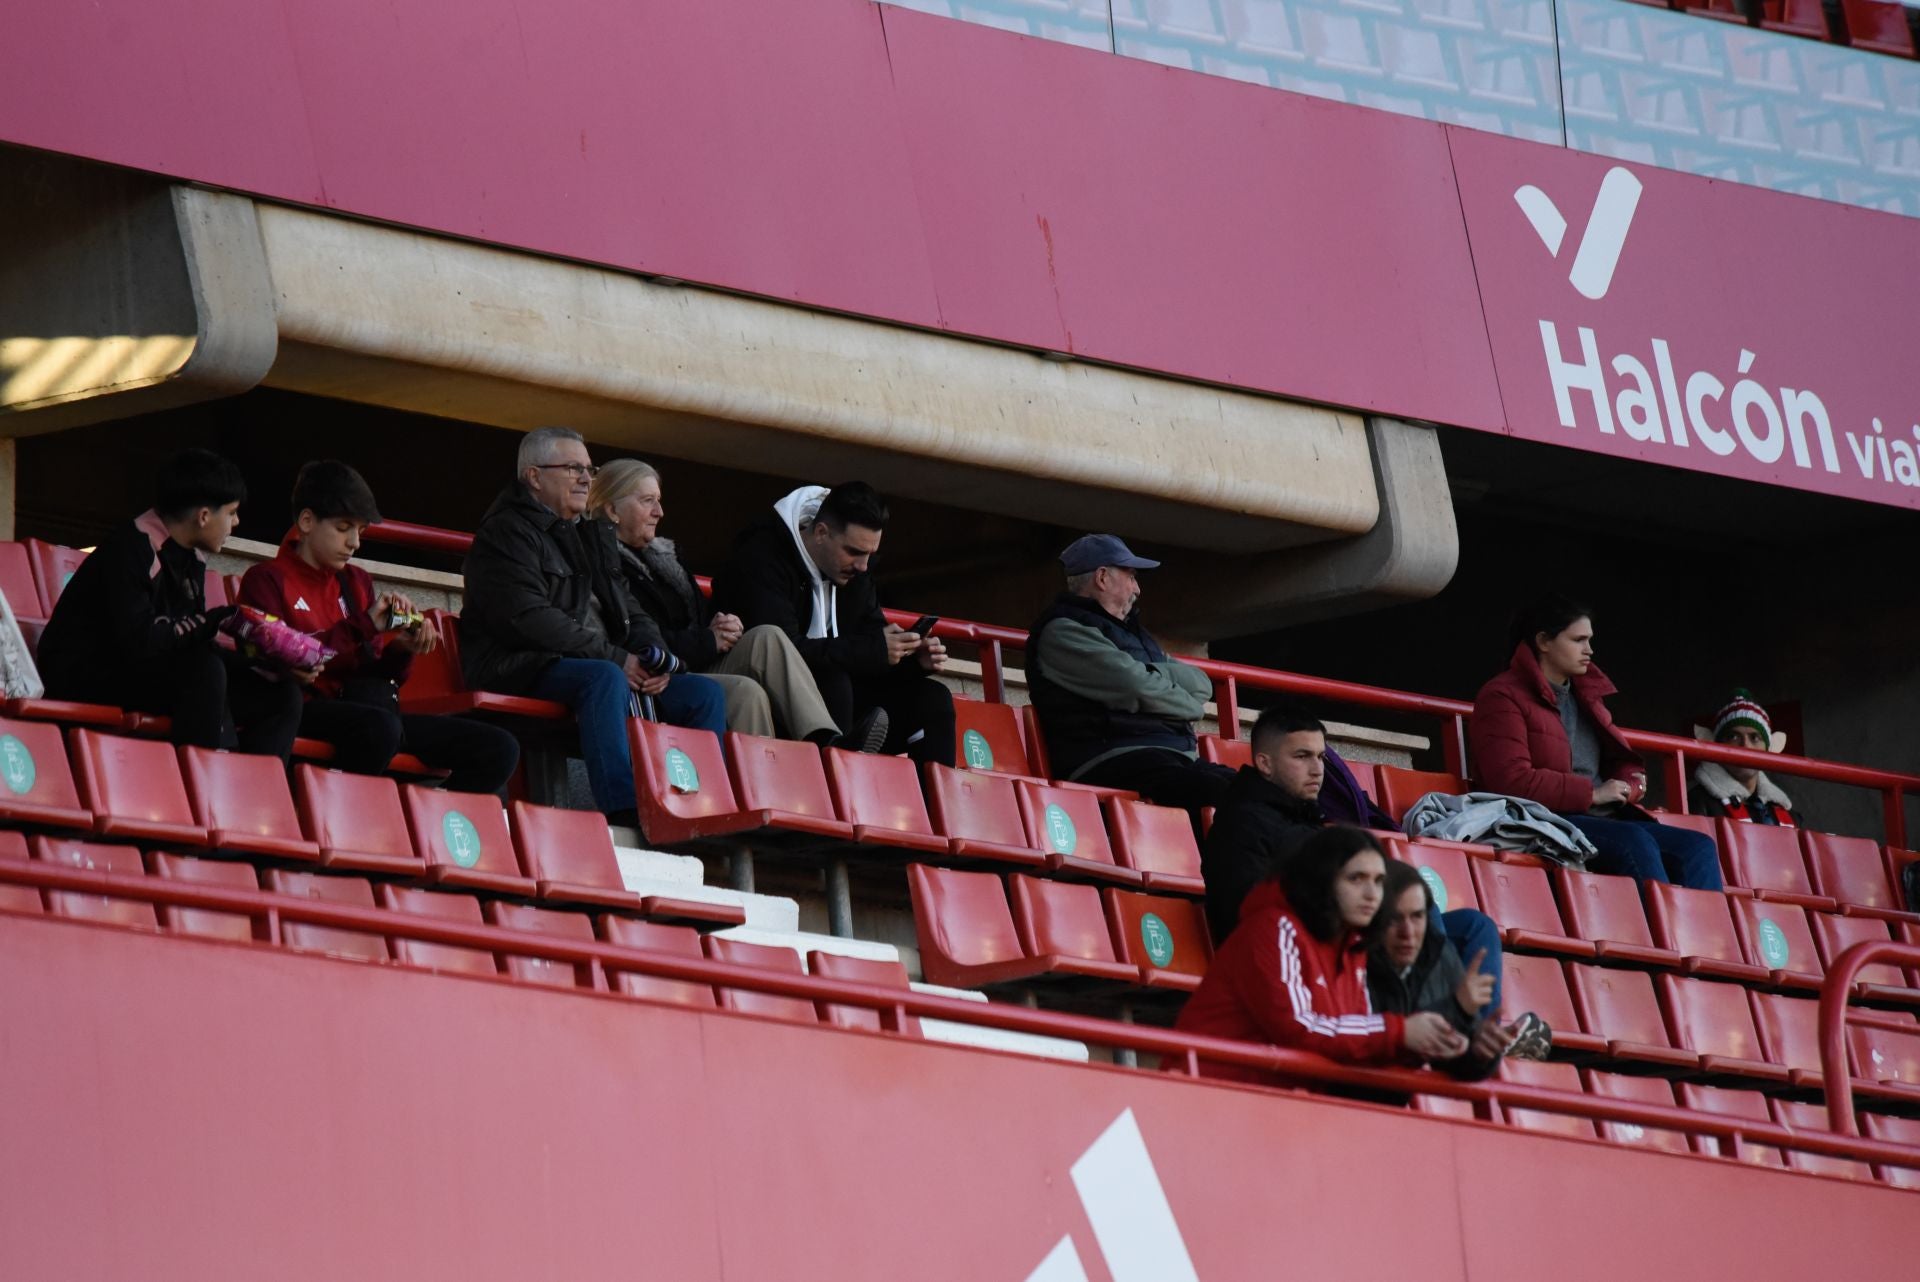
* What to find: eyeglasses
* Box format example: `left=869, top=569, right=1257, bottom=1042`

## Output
left=533, top=462, right=598, bottom=479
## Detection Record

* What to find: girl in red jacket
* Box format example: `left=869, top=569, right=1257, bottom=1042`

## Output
left=1470, top=594, right=1721, bottom=890
left=1175, top=826, right=1468, bottom=1083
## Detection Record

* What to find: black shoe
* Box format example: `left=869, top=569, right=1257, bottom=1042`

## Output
left=833, top=707, right=890, bottom=755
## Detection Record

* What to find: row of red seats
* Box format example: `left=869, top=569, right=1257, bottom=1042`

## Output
left=0, top=718, right=740, bottom=927
left=1640, top=0, right=1920, bottom=56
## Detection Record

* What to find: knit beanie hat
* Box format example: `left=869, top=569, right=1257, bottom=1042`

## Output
left=1707, top=690, right=1785, bottom=754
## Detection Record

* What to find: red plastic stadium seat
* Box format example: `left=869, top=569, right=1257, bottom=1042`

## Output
left=629, top=720, right=762, bottom=844
left=485, top=900, right=599, bottom=988
left=1761, top=0, right=1836, bottom=38
left=1009, top=873, right=1140, bottom=986
left=1809, top=912, right=1908, bottom=992
left=396, top=610, right=570, bottom=720
left=25, top=539, right=87, bottom=618
left=1398, top=842, right=1482, bottom=915
left=824, top=748, right=947, bottom=855
left=808, top=950, right=921, bottom=1034
left=0, top=542, right=44, bottom=622
left=1657, top=974, right=1788, bottom=1082
left=1553, top=868, right=1678, bottom=967
left=400, top=785, right=532, bottom=896
left=1495, top=1059, right=1595, bottom=1138
left=725, top=732, right=854, bottom=841
left=1770, top=1100, right=1875, bottom=1182
left=705, top=935, right=818, bottom=1024
left=31, top=836, right=158, bottom=930
left=1728, top=896, right=1822, bottom=989
left=293, top=765, right=421, bottom=875
left=1491, top=954, right=1604, bottom=1054
left=1346, top=760, right=1382, bottom=809
left=1840, top=0, right=1917, bottom=54
left=180, top=746, right=320, bottom=861
left=263, top=868, right=389, bottom=963
left=1470, top=860, right=1594, bottom=957
left=1567, top=965, right=1698, bottom=1069
left=1105, top=797, right=1205, bottom=895
left=1643, top=882, right=1768, bottom=983
left=1863, top=1115, right=1920, bottom=1189
left=1198, top=735, right=1251, bottom=771
left=0, top=718, right=88, bottom=830
left=1677, top=1083, right=1784, bottom=1166
left=510, top=800, right=640, bottom=910
left=1847, top=1017, right=1920, bottom=1098
left=0, top=830, right=41, bottom=914
left=1719, top=822, right=1832, bottom=908
left=1103, top=888, right=1212, bottom=990
left=600, top=917, right=716, bottom=1008
left=148, top=851, right=260, bottom=942
left=921, top=764, right=1046, bottom=869
left=1377, top=767, right=1467, bottom=824
left=1413, top=1094, right=1478, bottom=1121
left=911, top=864, right=1117, bottom=989
left=69, top=729, right=210, bottom=846
left=1019, top=705, right=1052, bottom=780
left=1015, top=781, right=1141, bottom=886
left=1748, top=990, right=1826, bottom=1086
left=1652, top=811, right=1718, bottom=842
left=377, top=884, right=498, bottom=976
left=1801, top=831, right=1899, bottom=915
left=953, top=698, right=1034, bottom=777
left=1581, top=1072, right=1690, bottom=1154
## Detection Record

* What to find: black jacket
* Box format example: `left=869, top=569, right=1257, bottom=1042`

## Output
left=38, top=512, right=227, bottom=698
left=459, top=486, right=664, bottom=694
left=709, top=511, right=889, bottom=675
left=1369, top=915, right=1500, bottom=1081
left=1026, top=592, right=1199, bottom=779
left=607, top=534, right=720, bottom=672
left=1201, top=766, right=1325, bottom=944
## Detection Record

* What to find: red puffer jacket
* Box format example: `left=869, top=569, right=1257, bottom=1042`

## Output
left=1470, top=643, right=1645, bottom=815
left=1173, top=880, right=1404, bottom=1082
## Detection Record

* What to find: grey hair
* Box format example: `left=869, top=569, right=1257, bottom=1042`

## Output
left=1066, top=570, right=1098, bottom=595
left=586, top=456, right=660, bottom=520
left=517, top=426, right=587, bottom=481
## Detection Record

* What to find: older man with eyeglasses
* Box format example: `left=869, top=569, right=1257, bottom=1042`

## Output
left=461, top=426, right=726, bottom=824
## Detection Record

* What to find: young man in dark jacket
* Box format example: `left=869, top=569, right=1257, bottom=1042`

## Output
left=459, top=428, right=725, bottom=820
left=38, top=448, right=302, bottom=758
left=711, top=482, right=954, bottom=765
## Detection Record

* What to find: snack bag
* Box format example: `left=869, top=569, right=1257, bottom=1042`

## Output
left=221, top=606, right=336, bottom=671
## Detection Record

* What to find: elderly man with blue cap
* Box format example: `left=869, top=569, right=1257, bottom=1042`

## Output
left=1024, top=534, right=1235, bottom=819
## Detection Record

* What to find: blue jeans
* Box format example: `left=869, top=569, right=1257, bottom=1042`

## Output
left=1566, top=813, right=1724, bottom=891
left=529, top=660, right=725, bottom=813
left=1440, top=907, right=1503, bottom=1018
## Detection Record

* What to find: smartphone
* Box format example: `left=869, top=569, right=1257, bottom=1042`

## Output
left=908, top=615, right=940, bottom=637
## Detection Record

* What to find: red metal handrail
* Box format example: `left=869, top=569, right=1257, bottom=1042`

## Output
left=363, top=517, right=1920, bottom=845
left=1820, top=940, right=1920, bottom=1136
left=2, top=857, right=1917, bottom=1175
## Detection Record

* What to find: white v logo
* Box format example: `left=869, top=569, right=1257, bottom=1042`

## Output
left=1023, top=1110, right=1200, bottom=1282
left=1514, top=166, right=1643, bottom=301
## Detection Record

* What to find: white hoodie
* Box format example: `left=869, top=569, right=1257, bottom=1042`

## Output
left=771, top=485, right=836, bottom=640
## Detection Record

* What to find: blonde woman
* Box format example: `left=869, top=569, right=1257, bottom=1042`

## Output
left=588, top=460, right=870, bottom=748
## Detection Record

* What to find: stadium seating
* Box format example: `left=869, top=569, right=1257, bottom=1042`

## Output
left=1008, top=874, right=1139, bottom=987
left=1657, top=974, right=1788, bottom=1081
left=725, top=732, right=854, bottom=842
left=0, top=830, right=34, bottom=913
left=401, top=784, right=533, bottom=896
left=1104, top=797, right=1205, bottom=894
left=24, top=538, right=86, bottom=617
left=705, top=936, right=817, bottom=1024
left=629, top=719, right=764, bottom=845
left=377, top=884, right=499, bottom=976
left=1809, top=911, right=1909, bottom=993
left=1678, top=1082, right=1785, bottom=1165
left=511, top=799, right=641, bottom=910
left=1772, top=1099, right=1876, bottom=1181
left=1840, top=0, right=1918, bottom=54
left=808, top=950, right=921, bottom=1033
left=1397, top=841, right=1481, bottom=914
left=1013, top=781, right=1141, bottom=885
left=396, top=609, right=569, bottom=720
left=147, top=851, right=261, bottom=942
left=1847, top=1015, right=1920, bottom=1098
left=824, top=748, right=948, bottom=855
left=953, top=698, right=1035, bottom=777
left=0, top=717, right=91, bottom=830
left=921, top=764, right=1048, bottom=869
left=1470, top=860, right=1594, bottom=958
left=181, top=746, right=321, bottom=862
left=1718, top=821, right=1833, bottom=908
left=1376, top=767, right=1466, bottom=824
left=1643, top=882, right=1768, bottom=983
left=1567, top=965, right=1698, bottom=1068
left=1498, top=954, right=1604, bottom=1054
left=1761, top=0, right=1836, bottom=39
left=597, top=916, right=714, bottom=1007
left=1494, top=1059, right=1596, bottom=1138
left=293, top=765, right=421, bottom=875
left=1749, top=990, right=1826, bottom=1086
left=1553, top=868, right=1678, bottom=967
left=910, top=864, right=1132, bottom=990
left=263, top=868, right=389, bottom=963
left=1103, top=888, right=1212, bottom=990
left=0, top=542, right=43, bottom=622
left=485, top=900, right=599, bottom=988
left=1198, top=735, right=1251, bottom=771
left=1728, top=897, right=1822, bottom=989
left=1865, top=1115, right=1920, bottom=1188
left=1802, top=830, right=1902, bottom=915
left=1582, top=1071, right=1691, bottom=1154
left=31, top=836, right=157, bottom=930
left=69, top=729, right=210, bottom=846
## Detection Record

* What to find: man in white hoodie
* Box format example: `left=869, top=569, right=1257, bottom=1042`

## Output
left=712, top=482, right=956, bottom=766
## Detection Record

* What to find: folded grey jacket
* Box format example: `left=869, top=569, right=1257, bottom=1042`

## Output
left=1400, top=791, right=1598, bottom=868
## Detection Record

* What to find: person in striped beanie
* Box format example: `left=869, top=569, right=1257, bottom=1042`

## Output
left=1687, top=691, right=1800, bottom=826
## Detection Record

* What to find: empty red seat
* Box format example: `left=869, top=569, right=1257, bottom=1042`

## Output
left=600, top=917, right=715, bottom=1007
left=69, top=729, right=209, bottom=846
left=1582, top=1071, right=1690, bottom=1154
left=1103, top=888, right=1212, bottom=989
left=1553, top=868, right=1677, bottom=967
left=1848, top=1017, right=1920, bottom=1099
left=1470, top=860, right=1594, bottom=957
left=510, top=800, right=641, bottom=910
left=396, top=610, right=570, bottom=721
left=1801, top=831, right=1899, bottom=915
left=1377, top=767, right=1466, bottom=824
left=148, top=851, right=261, bottom=941
left=922, top=764, right=1046, bottom=868
left=1651, top=811, right=1718, bottom=841
left=1495, top=1059, right=1595, bottom=1138
left=1492, top=953, right=1603, bottom=1054
left=824, top=748, right=946, bottom=854
left=1719, top=822, right=1831, bottom=908
left=0, top=542, right=44, bottom=622
left=400, top=784, right=532, bottom=895
left=0, top=831, right=41, bottom=913
left=1397, top=842, right=1481, bottom=915
left=1840, top=0, right=1917, bottom=53
left=1863, top=1114, right=1920, bottom=1189
left=725, top=732, right=853, bottom=841
left=704, top=935, right=817, bottom=1024
left=1728, top=896, right=1822, bottom=988
left=31, top=836, right=157, bottom=930
left=0, top=717, right=90, bottom=829
left=1643, top=882, right=1767, bottom=983
left=629, top=719, right=761, bottom=844
left=1567, top=965, right=1697, bottom=1069
left=24, top=539, right=87, bottom=618
left=180, top=746, right=321, bottom=861
left=1009, top=873, right=1140, bottom=986
left=808, top=950, right=921, bottom=1034
left=953, top=698, right=1034, bottom=776
left=1105, top=797, right=1204, bottom=894
left=1809, top=911, right=1908, bottom=991
left=263, top=868, right=389, bottom=962
left=377, top=884, right=498, bottom=976
left=1770, top=1099, right=1875, bottom=1182
left=485, top=900, right=599, bottom=988
left=293, top=765, right=420, bottom=874
left=1761, top=0, right=1835, bottom=38
left=1677, top=1083, right=1784, bottom=1166
left=1413, top=1093, right=1478, bottom=1121
left=1198, top=735, right=1251, bottom=771
left=910, top=864, right=1108, bottom=989
left=1657, top=974, right=1787, bottom=1082
left=1014, top=781, right=1140, bottom=885
left=1748, top=990, right=1827, bottom=1086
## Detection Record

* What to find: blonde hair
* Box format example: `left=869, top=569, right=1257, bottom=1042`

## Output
left=586, top=457, right=660, bottom=520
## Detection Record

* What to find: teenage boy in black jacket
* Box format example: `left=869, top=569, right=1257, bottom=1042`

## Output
left=38, top=448, right=302, bottom=758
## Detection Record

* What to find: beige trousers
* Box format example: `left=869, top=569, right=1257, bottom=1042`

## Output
left=703, top=624, right=838, bottom=741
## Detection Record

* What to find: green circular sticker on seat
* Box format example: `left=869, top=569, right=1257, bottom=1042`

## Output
left=1140, top=912, right=1175, bottom=968
left=441, top=810, right=481, bottom=868
left=1416, top=865, right=1448, bottom=913
left=1043, top=802, right=1077, bottom=854
left=665, top=747, right=701, bottom=793
left=1757, top=918, right=1790, bottom=969
left=0, top=734, right=35, bottom=796
left=962, top=729, right=994, bottom=770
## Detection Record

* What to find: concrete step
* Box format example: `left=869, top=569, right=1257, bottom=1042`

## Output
left=618, top=877, right=800, bottom=933
left=712, top=926, right=900, bottom=963
left=910, top=982, right=1090, bottom=1062
left=612, top=845, right=706, bottom=886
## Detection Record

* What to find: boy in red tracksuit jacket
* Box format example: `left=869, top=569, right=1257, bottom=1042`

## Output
left=1175, top=827, right=1467, bottom=1084
left=239, top=461, right=519, bottom=796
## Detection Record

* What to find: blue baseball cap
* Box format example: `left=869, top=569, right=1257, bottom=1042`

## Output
left=1060, top=534, right=1161, bottom=577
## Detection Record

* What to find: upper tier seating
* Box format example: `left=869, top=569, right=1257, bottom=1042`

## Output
left=401, top=784, right=533, bottom=896
left=378, top=884, right=499, bottom=976
left=295, top=765, right=422, bottom=875
left=0, top=716, right=93, bottom=830
left=32, top=835, right=158, bottom=930
left=264, top=868, right=388, bottom=963
left=183, top=746, right=321, bottom=862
